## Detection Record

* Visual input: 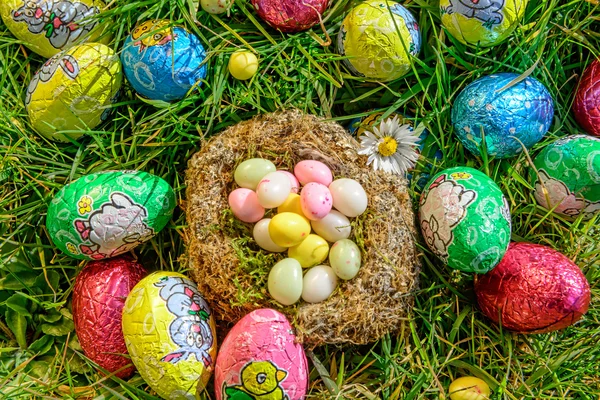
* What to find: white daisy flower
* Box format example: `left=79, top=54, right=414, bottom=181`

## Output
left=357, top=115, right=422, bottom=175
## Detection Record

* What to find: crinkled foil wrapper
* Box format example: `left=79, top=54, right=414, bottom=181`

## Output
left=251, top=0, right=328, bottom=32
left=573, top=59, right=600, bottom=136
left=475, top=242, right=590, bottom=333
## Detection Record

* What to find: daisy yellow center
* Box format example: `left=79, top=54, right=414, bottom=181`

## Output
left=378, top=137, right=398, bottom=157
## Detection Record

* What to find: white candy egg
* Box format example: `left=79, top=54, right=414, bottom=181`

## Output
left=253, top=219, right=286, bottom=253
left=256, top=172, right=292, bottom=209
left=301, top=265, right=338, bottom=303
left=311, top=210, right=351, bottom=242
left=329, top=178, right=368, bottom=217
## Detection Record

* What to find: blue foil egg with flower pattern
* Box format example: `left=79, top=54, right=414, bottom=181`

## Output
left=451, top=73, right=554, bottom=159
left=121, top=20, right=207, bottom=102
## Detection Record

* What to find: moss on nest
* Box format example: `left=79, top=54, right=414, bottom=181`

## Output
left=185, top=110, right=420, bottom=346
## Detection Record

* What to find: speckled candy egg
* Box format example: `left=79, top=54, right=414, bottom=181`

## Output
left=122, top=272, right=217, bottom=398
left=26, top=42, right=122, bottom=142
left=121, top=20, right=207, bottom=102
left=452, top=73, right=554, bottom=158
left=0, top=0, right=111, bottom=58
left=47, top=171, right=175, bottom=260
left=338, top=0, right=421, bottom=81
left=475, top=242, right=591, bottom=333
left=573, top=59, right=600, bottom=136
left=215, top=309, right=308, bottom=400
left=440, top=0, right=527, bottom=47
left=419, top=167, right=511, bottom=273
left=251, top=0, right=329, bottom=32
left=201, top=0, right=232, bottom=14
left=531, top=135, right=600, bottom=219
left=72, top=255, right=147, bottom=378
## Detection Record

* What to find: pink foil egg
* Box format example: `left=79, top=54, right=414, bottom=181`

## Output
left=300, top=182, right=333, bottom=221
left=256, top=171, right=292, bottom=208
left=215, top=308, right=308, bottom=400
left=294, top=160, right=333, bottom=186
left=228, top=188, right=265, bottom=223
left=279, top=170, right=300, bottom=194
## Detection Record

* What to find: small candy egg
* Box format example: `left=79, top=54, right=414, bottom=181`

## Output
left=294, top=160, right=333, bottom=186
left=269, top=212, right=311, bottom=247
left=256, top=172, right=292, bottom=209
left=311, top=210, right=352, bottom=243
left=228, top=50, right=258, bottom=80
left=234, top=158, right=276, bottom=190
left=329, top=239, right=361, bottom=280
left=277, top=193, right=308, bottom=220
left=288, top=234, right=329, bottom=268
left=448, top=376, right=491, bottom=400
left=253, top=219, right=286, bottom=253
left=268, top=258, right=303, bottom=305
left=279, top=170, right=300, bottom=193
left=228, top=188, right=265, bottom=223
left=329, top=179, right=368, bottom=217
left=201, top=0, right=232, bottom=14
left=301, top=265, right=338, bottom=303
left=300, top=182, right=333, bottom=221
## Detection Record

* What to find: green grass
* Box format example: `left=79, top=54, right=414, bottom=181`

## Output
left=1, top=0, right=599, bottom=398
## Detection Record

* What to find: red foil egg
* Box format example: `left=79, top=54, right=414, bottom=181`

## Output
left=475, top=242, right=590, bottom=333
left=251, top=0, right=329, bottom=33
left=573, top=59, right=600, bottom=136
left=72, top=255, right=147, bottom=378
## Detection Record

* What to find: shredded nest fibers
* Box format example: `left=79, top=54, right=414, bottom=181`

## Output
left=185, top=110, right=420, bottom=346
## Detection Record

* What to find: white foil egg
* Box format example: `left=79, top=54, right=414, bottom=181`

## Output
left=329, top=179, right=368, bottom=217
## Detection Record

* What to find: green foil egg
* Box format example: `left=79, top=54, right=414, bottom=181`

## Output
left=419, top=167, right=511, bottom=273
left=47, top=171, right=175, bottom=260
left=531, top=134, right=600, bottom=219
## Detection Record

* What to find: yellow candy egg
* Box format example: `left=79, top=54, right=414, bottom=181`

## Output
left=277, top=193, right=309, bottom=222
left=122, top=271, right=217, bottom=399
left=26, top=42, right=122, bottom=142
left=0, top=0, right=111, bottom=58
left=228, top=50, right=259, bottom=81
left=449, top=376, right=491, bottom=400
left=269, top=212, right=311, bottom=248
left=440, top=0, right=527, bottom=47
left=289, top=234, right=329, bottom=268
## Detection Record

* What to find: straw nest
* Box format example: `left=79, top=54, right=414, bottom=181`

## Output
left=185, top=110, right=420, bottom=345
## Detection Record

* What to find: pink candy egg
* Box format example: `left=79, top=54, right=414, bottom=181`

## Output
left=279, top=170, right=300, bottom=194
left=300, top=182, right=333, bottom=221
left=256, top=172, right=292, bottom=209
left=294, top=160, right=333, bottom=186
left=228, top=188, right=265, bottom=223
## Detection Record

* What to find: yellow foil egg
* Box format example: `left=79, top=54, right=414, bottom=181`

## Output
left=288, top=234, right=329, bottom=268
left=26, top=42, right=122, bottom=142
left=0, top=0, right=111, bottom=58
left=440, top=0, right=527, bottom=47
left=122, top=271, right=217, bottom=399
left=228, top=50, right=259, bottom=81
left=269, top=212, right=311, bottom=248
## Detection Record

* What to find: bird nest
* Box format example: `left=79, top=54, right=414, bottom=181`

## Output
left=184, top=110, right=420, bottom=345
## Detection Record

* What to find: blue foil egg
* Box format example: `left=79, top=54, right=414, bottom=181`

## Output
left=452, top=73, right=554, bottom=159
left=121, top=20, right=207, bottom=102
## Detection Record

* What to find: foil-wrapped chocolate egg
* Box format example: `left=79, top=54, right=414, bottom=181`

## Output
left=72, top=255, right=147, bottom=378
left=46, top=170, right=175, bottom=260
left=251, top=0, right=329, bottom=32
left=348, top=111, right=442, bottom=188
left=419, top=167, right=511, bottom=273
left=122, top=272, right=217, bottom=398
left=338, top=0, right=421, bottom=81
left=0, top=0, right=111, bottom=58
left=440, top=0, right=527, bottom=47
left=531, top=134, right=600, bottom=219
left=26, top=42, right=122, bottom=142
left=121, top=20, right=207, bottom=102
left=573, top=59, right=600, bottom=136
left=452, top=73, right=554, bottom=158
left=215, top=309, right=308, bottom=400
left=475, top=242, right=591, bottom=333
